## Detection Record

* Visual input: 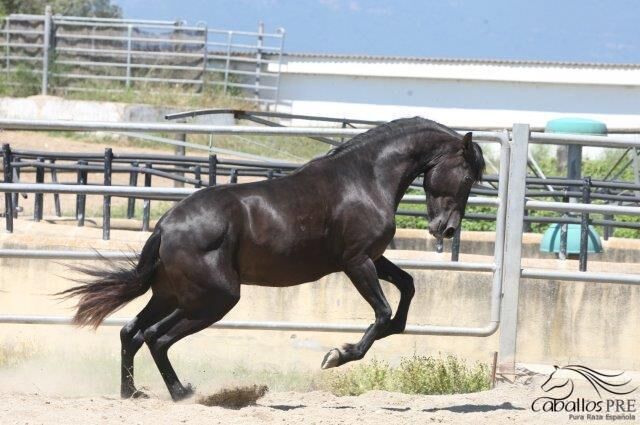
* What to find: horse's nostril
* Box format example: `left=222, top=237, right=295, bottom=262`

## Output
left=443, top=227, right=456, bottom=239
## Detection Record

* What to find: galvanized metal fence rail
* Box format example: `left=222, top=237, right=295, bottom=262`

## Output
left=0, top=8, right=285, bottom=105
left=1, top=120, right=640, bottom=378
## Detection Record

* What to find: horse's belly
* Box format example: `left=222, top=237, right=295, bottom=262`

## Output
left=237, top=243, right=337, bottom=286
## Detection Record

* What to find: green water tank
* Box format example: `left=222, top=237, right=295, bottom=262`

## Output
left=545, top=117, right=607, bottom=135
left=540, top=223, right=603, bottom=254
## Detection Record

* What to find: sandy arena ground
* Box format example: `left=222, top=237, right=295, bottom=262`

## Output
left=0, top=381, right=563, bottom=425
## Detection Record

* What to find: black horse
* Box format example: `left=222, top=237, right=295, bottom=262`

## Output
left=60, top=117, right=484, bottom=401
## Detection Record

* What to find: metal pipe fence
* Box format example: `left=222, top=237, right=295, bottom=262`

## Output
left=1, top=121, right=640, bottom=378
left=0, top=11, right=285, bottom=105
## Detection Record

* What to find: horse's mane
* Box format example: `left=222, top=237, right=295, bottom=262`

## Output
left=561, top=365, right=637, bottom=397
left=302, top=116, right=485, bottom=181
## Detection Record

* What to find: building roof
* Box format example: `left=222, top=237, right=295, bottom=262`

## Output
left=283, top=52, right=640, bottom=69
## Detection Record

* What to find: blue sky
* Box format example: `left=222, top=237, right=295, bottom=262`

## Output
left=117, top=0, right=639, bottom=63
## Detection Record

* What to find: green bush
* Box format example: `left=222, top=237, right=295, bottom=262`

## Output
left=322, top=354, right=490, bottom=396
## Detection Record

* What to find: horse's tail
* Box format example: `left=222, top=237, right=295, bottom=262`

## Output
left=57, top=230, right=162, bottom=328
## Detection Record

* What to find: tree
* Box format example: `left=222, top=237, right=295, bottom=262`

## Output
left=0, top=0, right=122, bottom=18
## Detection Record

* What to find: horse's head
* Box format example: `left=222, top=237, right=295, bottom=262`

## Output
left=423, top=132, right=485, bottom=239
left=541, top=365, right=571, bottom=393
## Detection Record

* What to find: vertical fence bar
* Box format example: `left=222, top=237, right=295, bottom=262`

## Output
left=267, top=169, right=274, bottom=180
left=229, top=168, right=238, bottom=184
left=208, top=154, right=217, bottom=186
left=11, top=157, right=19, bottom=218
left=435, top=238, right=443, bottom=253
left=201, top=26, right=208, bottom=91
left=127, top=161, right=138, bottom=219
left=33, top=158, right=45, bottom=222
left=5, top=17, right=10, bottom=76
left=559, top=191, right=569, bottom=260
left=41, top=5, right=52, bottom=95
left=273, top=28, right=285, bottom=110
left=451, top=227, right=461, bottom=261
left=174, top=133, right=186, bottom=188
left=223, top=31, right=232, bottom=94
left=103, top=148, right=113, bottom=240
left=142, top=163, right=151, bottom=232
left=50, top=160, right=61, bottom=217
left=194, top=165, right=202, bottom=188
left=497, top=124, right=529, bottom=378
left=254, top=22, right=264, bottom=102
left=125, top=24, right=132, bottom=88
left=579, top=177, right=592, bottom=272
left=76, top=160, right=87, bottom=227
left=2, top=143, right=13, bottom=233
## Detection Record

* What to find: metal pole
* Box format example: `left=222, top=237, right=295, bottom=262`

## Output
left=142, top=163, right=151, bottom=232
left=126, top=161, right=138, bottom=218
left=50, top=159, right=61, bottom=217
left=125, top=24, right=132, bottom=88
left=559, top=191, right=569, bottom=261
left=497, top=124, right=529, bottom=379
left=76, top=160, right=87, bottom=227
left=41, top=5, right=52, bottom=95
left=201, top=26, right=208, bottom=92
left=34, top=157, right=44, bottom=222
left=254, top=22, right=264, bottom=102
left=223, top=31, right=232, bottom=94
left=2, top=144, right=13, bottom=232
left=193, top=165, right=202, bottom=188
left=229, top=168, right=238, bottom=184
left=5, top=17, right=10, bottom=76
left=174, top=133, right=186, bottom=188
left=451, top=227, right=461, bottom=262
left=273, top=28, right=285, bottom=110
left=579, top=177, right=591, bottom=272
left=208, top=154, right=217, bottom=186
left=103, top=148, right=113, bottom=240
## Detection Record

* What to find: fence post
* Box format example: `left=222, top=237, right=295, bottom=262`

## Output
left=11, top=156, right=19, bottom=218
left=254, top=21, right=264, bottom=102
left=125, top=24, right=132, bottom=88
left=5, top=17, right=10, bottom=76
left=50, top=159, right=61, bottom=217
left=127, top=161, right=138, bottom=218
left=273, top=28, right=285, bottom=110
left=34, top=157, right=45, bottom=222
left=76, top=160, right=87, bottom=227
left=559, top=191, right=569, bottom=260
left=579, top=177, right=592, bottom=272
left=174, top=133, right=186, bottom=188
left=201, top=25, right=208, bottom=92
left=194, top=165, right=202, bottom=188
left=229, top=168, right=238, bottom=184
left=2, top=143, right=13, bottom=233
left=41, top=5, right=52, bottom=95
left=208, top=154, right=217, bottom=186
left=497, top=123, right=529, bottom=379
left=142, top=163, right=152, bottom=232
left=103, top=148, right=113, bottom=240
left=451, top=227, right=461, bottom=261
left=223, top=31, right=232, bottom=94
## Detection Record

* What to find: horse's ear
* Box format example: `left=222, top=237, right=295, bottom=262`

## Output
left=462, top=132, right=472, bottom=151
left=553, top=365, right=559, bottom=370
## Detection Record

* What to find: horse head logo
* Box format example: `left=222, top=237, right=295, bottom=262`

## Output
left=540, top=365, right=637, bottom=400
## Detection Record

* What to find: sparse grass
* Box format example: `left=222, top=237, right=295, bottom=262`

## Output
left=321, top=354, right=490, bottom=397
left=0, top=339, right=42, bottom=368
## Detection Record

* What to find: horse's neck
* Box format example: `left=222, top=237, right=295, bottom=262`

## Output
left=368, top=136, right=441, bottom=208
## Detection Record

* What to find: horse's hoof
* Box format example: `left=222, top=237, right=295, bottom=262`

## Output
left=172, top=383, right=195, bottom=402
left=321, top=348, right=342, bottom=369
left=131, top=390, right=149, bottom=399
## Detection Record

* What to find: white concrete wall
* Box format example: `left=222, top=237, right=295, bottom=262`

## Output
left=273, top=56, right=640, bottom=130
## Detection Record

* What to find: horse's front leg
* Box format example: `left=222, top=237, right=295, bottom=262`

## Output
left=321, top=258, right=392, bottom=369
left=374, top=255, right=415, bottom=339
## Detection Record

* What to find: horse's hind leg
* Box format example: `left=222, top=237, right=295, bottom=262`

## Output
left=120, top=295, right=175, bottom=398
left=374, top=256, right=415, bottom=339
left=143, top=256, right=240, bottom=401
left=321, top=258, right=392, bottom=369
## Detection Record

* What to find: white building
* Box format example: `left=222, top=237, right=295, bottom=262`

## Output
left=270, top=53, right=640, bottom=131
